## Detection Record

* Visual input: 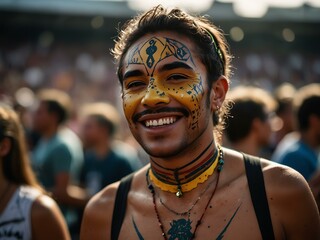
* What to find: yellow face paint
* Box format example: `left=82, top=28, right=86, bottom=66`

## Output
left=122, top=36, right=207, bottom=131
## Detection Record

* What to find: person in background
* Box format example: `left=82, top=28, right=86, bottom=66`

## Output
left=0, top=103, right=70, bottom=240
left=224, top=86, right=278, bottom=157
left=30, top=89, right=85, bottom=236
left=81, top=6, right=319, bottom=240
left=272, top=83, right=320, bottom=210
left=79, top=102, right=140, bottom=197
left=272, top=83, right=320, bottom=181
left=272, top=82, right=296, bottom=147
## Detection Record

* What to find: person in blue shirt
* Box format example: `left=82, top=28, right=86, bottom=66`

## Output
left=273, top=83, right=320, bottom=181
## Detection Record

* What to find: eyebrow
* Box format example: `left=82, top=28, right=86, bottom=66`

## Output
left=122, top=70, right=145, bottom=81
left=158, top=62, right=193, bottom=72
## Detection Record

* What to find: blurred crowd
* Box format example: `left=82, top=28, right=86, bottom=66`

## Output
left=0, top=40, right=320, bottom=239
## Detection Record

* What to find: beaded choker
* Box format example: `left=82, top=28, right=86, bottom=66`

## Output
left=150, top=145, right=224, bottom=197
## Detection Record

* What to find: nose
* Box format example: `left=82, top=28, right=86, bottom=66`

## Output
left=141, top=77, right=170, bottom=107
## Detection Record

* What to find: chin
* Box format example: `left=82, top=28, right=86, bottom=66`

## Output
left=139, top=138, right=189, bottom=158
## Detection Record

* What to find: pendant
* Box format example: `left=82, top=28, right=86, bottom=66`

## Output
left=176, top=188, right=183, bottom=198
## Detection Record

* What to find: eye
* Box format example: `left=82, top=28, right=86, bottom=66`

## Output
left=167, top=74, right=189, bottom=81
left=126, top=81, right=146, bottom=89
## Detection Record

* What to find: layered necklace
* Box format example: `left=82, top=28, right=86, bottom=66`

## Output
left=146, top=146, right=224, bottom=240
left=150, top=141, right=224, bottom=198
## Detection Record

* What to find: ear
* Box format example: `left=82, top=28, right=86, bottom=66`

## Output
left=210, top=76, right=229, bottom=112
left=0, top=138, right=11, bottom=157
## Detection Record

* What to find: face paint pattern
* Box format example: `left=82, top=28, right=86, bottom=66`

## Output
left=126, top=37, right=193, bottom=76
left=122, top=36, right=206, bottom=131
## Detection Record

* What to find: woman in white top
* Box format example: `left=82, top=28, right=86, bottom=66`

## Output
left=0, top=103, right=70, bottom=240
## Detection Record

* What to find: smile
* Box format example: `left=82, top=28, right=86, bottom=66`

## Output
left=145, top=117, right=177, bottom=127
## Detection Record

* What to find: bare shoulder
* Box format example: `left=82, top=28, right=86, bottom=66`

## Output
left=223, top=149, right=320, bottom=239
left=81, top=166, right=149, bottom=240
left=260, top=159, right=311, bottom=196
left=80, top=181, right=120, bottom=240
left=260, top=159, right=320, bottom=239
left=31, top=194, right=70, bottom=240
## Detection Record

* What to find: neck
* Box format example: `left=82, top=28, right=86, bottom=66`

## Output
left=149, top=140, right=224, bottom=197
left=148, top=144, right=224, bottom=197
left=151, top=139, right=215, bottom=182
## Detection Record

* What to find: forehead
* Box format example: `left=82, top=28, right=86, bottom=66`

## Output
left=122, top=32, right=201, bottom=75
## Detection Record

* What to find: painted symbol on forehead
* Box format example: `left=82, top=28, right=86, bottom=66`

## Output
left=127, top=36, right=195, bottom=76
left=146, top=40, right=157, bottom=68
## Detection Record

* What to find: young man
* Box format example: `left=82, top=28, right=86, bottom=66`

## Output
left=81, top=6, right=320, bottom=239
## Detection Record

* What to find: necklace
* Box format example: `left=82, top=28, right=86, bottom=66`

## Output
left=147, top=148, right=224, bottom=240
left=150, top=146, right=223, bottom=197
left=151, top=148, right=217, bottom=185
left=151, top=140, right=213, bottom=172
left=159, top=173, right=217, bottom=216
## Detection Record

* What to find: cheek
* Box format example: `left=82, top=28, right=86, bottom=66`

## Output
left=165, top=78, right=206, bottom=129
left=122, top=92, right=144, bottom=125
left=165, top=78, right=205, bottom=110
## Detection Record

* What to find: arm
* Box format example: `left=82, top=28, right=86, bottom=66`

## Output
left=53, top=172, right=88, bottom=208
left=265, top=163, right=320, bottom=239
left=31, top=195, right=71, bottom=240
left=80, top=182, right=119, bottom=240
left=51, top=145, right=88, bottom=208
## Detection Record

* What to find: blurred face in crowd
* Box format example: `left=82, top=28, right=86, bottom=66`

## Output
left=120, top=32, right=217, bottom=158
left=80, top=115, right=108, bottom=149
left=256, top=109, right=274, bottom=147
left=313, top=115, right=320, bottom=144
left=32, top=101, right=53, bottom=134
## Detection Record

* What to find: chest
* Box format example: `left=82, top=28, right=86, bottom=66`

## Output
left=119, top=188, right=270, bottom=240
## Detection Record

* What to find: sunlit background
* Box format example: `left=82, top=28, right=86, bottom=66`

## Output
left=1, top=0, right=319, bottom=111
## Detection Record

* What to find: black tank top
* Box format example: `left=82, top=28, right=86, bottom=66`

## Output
left=111, top=154, right=275, bottom=240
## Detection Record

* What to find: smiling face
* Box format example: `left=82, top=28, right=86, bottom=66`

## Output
left=120, top=32, right=215, bottom=158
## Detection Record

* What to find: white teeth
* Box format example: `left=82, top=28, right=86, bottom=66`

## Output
left=145, top=117, right=177, bottom=127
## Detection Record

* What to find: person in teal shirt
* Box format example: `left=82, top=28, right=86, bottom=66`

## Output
left=79, top=102, right=141, bottom=196
left=31, top=89, right=84, bottom=237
